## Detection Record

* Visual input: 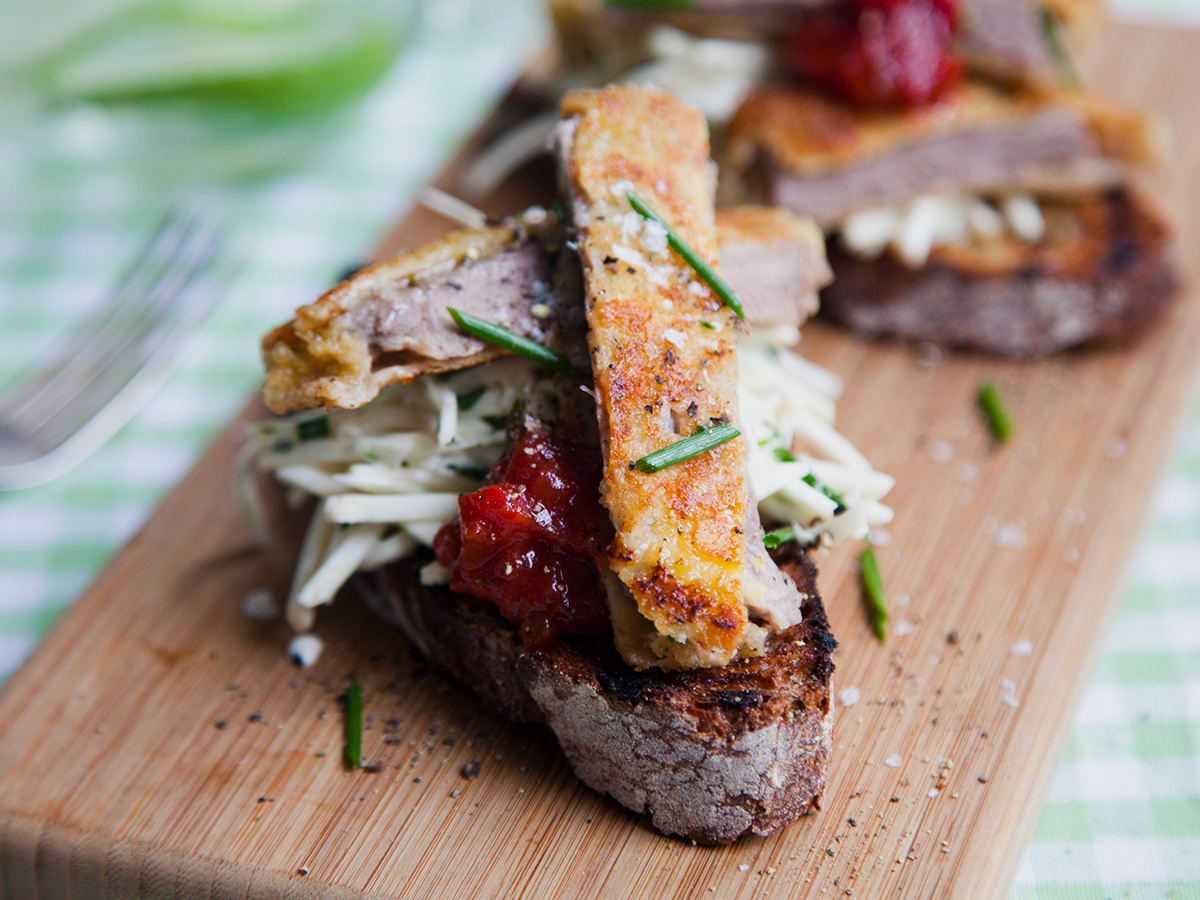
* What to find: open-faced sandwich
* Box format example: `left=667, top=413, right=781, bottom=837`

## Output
left=535, top=0, right=1177, bottom=357
left=243, top=86, right=894, bottom=843
left=724, top=78, right=1177, bottom=355
left=547, top=0, right=1102, bottom=106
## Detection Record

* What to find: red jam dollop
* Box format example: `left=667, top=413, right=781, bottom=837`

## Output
left=433, top=418, right=610, bottom=650
left=788, top=0, right=962, bottom=108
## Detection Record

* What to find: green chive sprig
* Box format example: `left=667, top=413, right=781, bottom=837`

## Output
left=632, top=423, right=740, bottom=473
left=447, top=308, right=575, bottom=376
left=772, top=447, right=848, bottom=510
left=625, top=190, right=745, bottom=319
left=859, top=546, right=887, bottom=641
left=763, top=526, right=795, bottom=549
left=1039, top=9, right=1080, bottom=88
left=343, top=681, right=363, bottom=771
left=977, top=382, right=1014, bottom=442
left=297, top=416, right=330, bottom=442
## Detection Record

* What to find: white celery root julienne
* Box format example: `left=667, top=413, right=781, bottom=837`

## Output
left=241, top=336, right=894, bottom=638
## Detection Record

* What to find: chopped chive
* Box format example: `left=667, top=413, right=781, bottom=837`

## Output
left=343, top=681, right=363, bottom=770
left=297, top=416, right=330, bottom=442
left=448, top=463, right=489, bottom=480
left=763, top=526, right=796, bottom=549
left=1039, top=8, right=1080, bottom=88
left=772, top=448, right=847, bottom=510
left=977, top=382, right=1014, bottom=442
left=859, top=546, right=887, bottom=641
left=362, top=451, right=381, bottom=463
left=700, top=321, right=715, bottom=330
left=447, top=308, right=575, bottom=376
left=456, top=386, right=487, bottom=411
left=631, top=423, right=740, bottom=473
left=625, top=190, right=745, bottom=319
left=802, top=473, right=847, bottom=512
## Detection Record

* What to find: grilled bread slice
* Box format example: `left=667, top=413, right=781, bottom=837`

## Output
left=359, top=541, right=835, bottom=844
left=819, top=187, right=1176, bottom=355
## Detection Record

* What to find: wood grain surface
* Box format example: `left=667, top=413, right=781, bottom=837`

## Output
left=2, top=24, right=1198, bottom=900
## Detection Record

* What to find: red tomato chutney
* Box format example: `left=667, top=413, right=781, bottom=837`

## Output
left=433, top=418, right=610, bottom=650
left=788, top=0, right=962, bottom=108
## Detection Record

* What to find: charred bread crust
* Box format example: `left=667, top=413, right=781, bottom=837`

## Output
left=360, top=561, right=545, bottom=723
left=358, top=545, right=835, bottom=843
left=819, top=187, right=1178, bottom=356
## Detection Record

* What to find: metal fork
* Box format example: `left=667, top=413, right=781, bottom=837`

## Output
left=0, top=207, right=237, bottom=490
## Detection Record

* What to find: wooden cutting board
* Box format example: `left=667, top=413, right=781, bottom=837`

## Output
left=1, top=23, right=1197, bottom=900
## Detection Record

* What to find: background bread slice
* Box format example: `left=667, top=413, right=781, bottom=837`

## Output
left=819, top=187, right=1176, bottom=356
left=358, top=544, right=835, bottom=844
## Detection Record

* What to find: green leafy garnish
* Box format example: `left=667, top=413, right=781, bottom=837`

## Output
left=448, top=463, right=489, bottom=481
left=977, top=382, right=1014, bottom=442
left=631, top=423, right=740, bottom=473
left=456, top=386, right=487, bottom=411
left=447, top=308, right=575, bottom=376
left=343, top=681, right=363, bottom=771
left=859, top=546, right=887, bottom=641
left=803, top=474, right=847, bottom=511
left=625, top=190, right=745, bottom=319
left=1040, top=8, right=1080, bottom=88
left=297, top=416, right=330, bottom=442
left=772, top=448, right=847, bottom=510
left=763, top=526, right=796, bottom=549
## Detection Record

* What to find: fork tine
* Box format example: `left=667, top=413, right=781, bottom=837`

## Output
left=0, top=220, right=225, bottom=434
left=0, top=210, right=208, bottom=425
left=34, top=248, right=231, bottom=447
left=45, top=251, right=241, bottom=452
left=0, top=207, right=238, bottom=489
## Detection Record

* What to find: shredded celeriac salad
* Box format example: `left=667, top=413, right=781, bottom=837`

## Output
left=240, top=332, right=893, bottom=638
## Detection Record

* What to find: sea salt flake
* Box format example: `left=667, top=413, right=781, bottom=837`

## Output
left=999, top=678, right=1016, bottom=691
left=1064, top=546, right=1080, bottom=563
left=930, top=441, right=954, bottom=462
left=884, top=753, right=903, bottom=768
left=611, top=243, right=646, bottom=268
left=663, top=328, right=688, bottom=349
left=288, top=634, right=324, bottom=668
left=927, top=789, right=940, bottom=798
left=838, top=687, right=861, bottom=707
left=639, top=218, right=669, bottom=256
left=956, top=463, right=978, bottom=483
left=994, top=523, right=1028, bottom=549
left=1009, top=640, right=1033, bottom=656
left=893, top=620, right=914, bottom=637
left=869, top=528, right=892, bottom=547
left=738, top=864, right=750, bottom=872
left=894, top=593, right=911, bottom=608
left=1105, top=437, right=1127, bottom=459
left=241, top=588, right=279, bottom=621
left=1001, top=693, right=1020, bottom=708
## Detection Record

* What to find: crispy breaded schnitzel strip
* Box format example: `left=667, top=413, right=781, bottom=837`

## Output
left=558, top=86, right=758, bottom=669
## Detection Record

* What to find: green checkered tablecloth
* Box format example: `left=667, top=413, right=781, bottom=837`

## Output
left=0, top=1, right=1196, bottom=896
